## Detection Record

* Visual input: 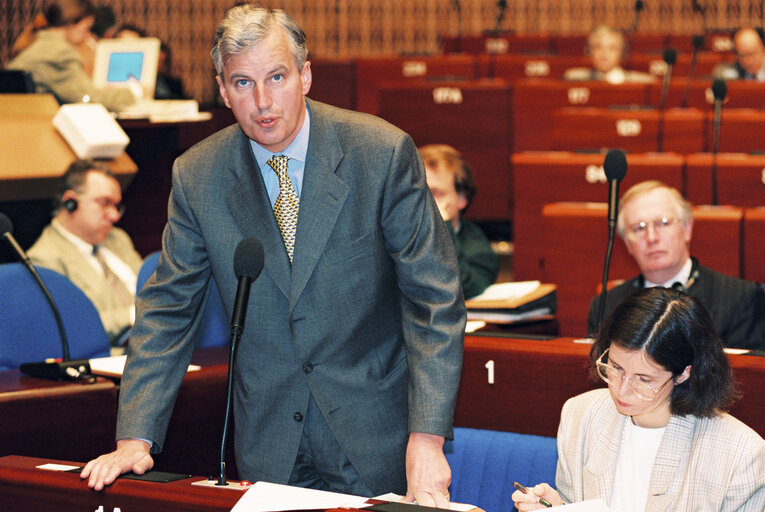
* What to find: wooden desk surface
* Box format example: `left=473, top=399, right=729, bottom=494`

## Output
left=0, top=455, right=241, bottom=512
left=0, top=371, right=117, bottom=463
left=0, top=94, right=137, bottom=201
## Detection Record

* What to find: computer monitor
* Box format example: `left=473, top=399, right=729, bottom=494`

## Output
left=92, top=37, right=160, bottom=99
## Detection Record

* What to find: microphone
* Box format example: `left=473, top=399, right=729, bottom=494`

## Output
left=631, top=1, right=645, bottom=32
left=681, top=35, right=705, bottom=108
left=0, top=213, right=91, bottom=380
left=494, top=0, right=508, bottom=34
left=711, top=78, right=727, bottom=205
left=657, top=47, right=677, bottom=152
left=596, top=150, right=628, bottom=330
left=218, top=236, right=264, bottom=487
left=692, top=0, right=708, bottom=33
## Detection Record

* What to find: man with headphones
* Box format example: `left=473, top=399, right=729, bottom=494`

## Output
left=28, top=159, right=142, bottom=347
left=586, top=180, right=765, bottom=350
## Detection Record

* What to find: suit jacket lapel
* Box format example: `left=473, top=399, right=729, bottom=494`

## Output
left=225, top=130, right=291, bottom=299
left=289, top=101, right=349, bottom=312
left=584, top=406, right=624, bottom=503
left=645, top=415, right=694, bottom=511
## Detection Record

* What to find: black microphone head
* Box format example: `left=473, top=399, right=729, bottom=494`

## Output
left=603, top=149, right=628, bottom=182
left=635, top=0, right=644, bottom=12
left=663, top=48, right=677, bottom=65
left=0, top=212, right=13, bottom=236
left=692, top=35, right=705, bottom=50
left=233, top=237, right=265, bottom=280
left=712, top=79, right=727, bottom=100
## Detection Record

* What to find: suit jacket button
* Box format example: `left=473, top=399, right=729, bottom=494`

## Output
left=293, top=412, right=303, bottom=422
left=302, top=363, right=313, bottom=374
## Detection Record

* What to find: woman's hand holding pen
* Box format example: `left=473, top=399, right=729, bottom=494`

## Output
left=511, top=482, right=564, bottom=510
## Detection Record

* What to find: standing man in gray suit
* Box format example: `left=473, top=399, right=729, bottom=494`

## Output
left=82, top=5, right=465, bottom=506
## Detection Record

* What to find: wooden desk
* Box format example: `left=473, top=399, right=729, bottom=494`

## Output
left=647, top=79, right=765, bottom=110
left=0, top=455, right=241, bottom=512
left=743, top=207, right=765, bottom=284
left=627, top=52, right=726, bottom=78
left=378, top=79, right=513, bottom=220
left=552, top=107, right=704, bottom=153
left=513, top=79, right=652, bottom=151
left=685, top=153, right=765, bottom=207
left=354, top=54, right=477, bottom=115
left=511, top=151, right=684, bottom=281
left=456, top=334, right=765, bottom=437
left=0, top=371, right=117, bottom=462
left=540, top=202, right=744, bottom=336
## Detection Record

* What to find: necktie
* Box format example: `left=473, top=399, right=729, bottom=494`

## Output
left=267, top=155, right=299, bottom=262
left=94, top=248, right=134, bottom=309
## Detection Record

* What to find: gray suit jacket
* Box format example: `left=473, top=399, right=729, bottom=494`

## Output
left=117, top=99, right=465, bottom=494
left=28, top=224, right=142, bottom=343
left=556, top=389, right=765, bottom=511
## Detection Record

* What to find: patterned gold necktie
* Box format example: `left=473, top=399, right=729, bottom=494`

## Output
left=93, top=248, right=134, bottom=309
left=267, top=155, right=299, bottom=262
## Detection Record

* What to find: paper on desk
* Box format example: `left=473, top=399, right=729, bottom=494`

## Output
left=88, top=355, right=200, bottom=377
left=469, top=281, right=541, bottom=302
left=546, top=499, right=609, bottom=511
left=465, top=320, right=486, bottom=333
left=231, top=481, right=370, bottom=512
left=374, top=493, right=476, bottom=511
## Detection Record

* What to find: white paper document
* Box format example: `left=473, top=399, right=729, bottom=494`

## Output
left=469, top=281, right=541, bottom=302
left=88, top=355, right=201, bottom=377
left=230, top=481, right=371, bottom=512
left=546, top=498, right=609, bottom=511
left=374, top=493, right=476, bottom=511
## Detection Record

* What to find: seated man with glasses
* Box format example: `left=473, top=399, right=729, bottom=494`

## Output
left=513, top=287, right=764, bottom=510
left=587, top=180, right=765, bottom=350
left=28, top=159, right=142, bottom=347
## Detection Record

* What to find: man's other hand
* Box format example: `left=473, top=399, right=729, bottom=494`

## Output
left=403, top=432, right=451, bottom=509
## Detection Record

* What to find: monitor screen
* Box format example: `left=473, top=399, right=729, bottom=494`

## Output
left=92, top=37, right=160, bottom=100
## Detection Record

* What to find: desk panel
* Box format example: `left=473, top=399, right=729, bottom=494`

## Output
left=0, top=371, right=117, bottom=462
left=647, top=80, right=765, bottom=110
left=354, top=55, right=477, bottom=115
left=541, top=202, right=743, bottom=336
left=513, top=80, right=652, bottom=151
left=552, top=107, right=704, bottom=153
left=743, top=207, right=765, bottom=284
left=308, top=58, right=356, bottom=110
left=512, top=152, right=684, bottom=281
left=0, top=455, right=240, bottom=512
left=379, top=80, right=513, bottom=220
left=627, top=52, right=726, bottom=78
left=685, top=153, right=765, bottom=207
left=704, top=109, right=765, bottom=154
left=482, top=54, right=591, bottom=80
left=441, top=34, right=554, bottom=55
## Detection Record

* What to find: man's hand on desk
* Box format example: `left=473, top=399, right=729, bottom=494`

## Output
left=80, top=438, right=153, bottom=491
left=403, top=432, right=451, bottom=509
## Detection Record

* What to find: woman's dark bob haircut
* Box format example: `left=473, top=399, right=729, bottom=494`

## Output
left=590, top=287, right=737, bottom=417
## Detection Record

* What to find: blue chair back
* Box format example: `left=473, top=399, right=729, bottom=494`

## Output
left=445, top=427, right=558, bottom=512
left=0, top=263, right=110, bottom=371
left=137, top=252, right=229, bottom=348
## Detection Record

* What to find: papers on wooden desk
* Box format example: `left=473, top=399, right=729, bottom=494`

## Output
left=88, top=355, right=201, bottom=377
left=465, top=281, right=557, bottom=324
left=231, top=481, right=370, bottom=512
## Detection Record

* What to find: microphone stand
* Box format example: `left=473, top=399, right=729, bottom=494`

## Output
left=657, top=48, right=676, bottom=153
left=681, top=35, right=704, bottom=108
left=597, top=181, right=620, bottom=329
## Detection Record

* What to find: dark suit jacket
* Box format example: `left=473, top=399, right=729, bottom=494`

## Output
left=587, top=258, right=765, bottom=350
left=117, top=99, right=465, bottom=494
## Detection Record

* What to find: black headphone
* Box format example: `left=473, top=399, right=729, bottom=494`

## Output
left=62, top=198, right=78, bottom=213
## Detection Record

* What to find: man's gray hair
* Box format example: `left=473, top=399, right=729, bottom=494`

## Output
left=211, top=5, right=308, bottom=76
left=616, top=180, right=694, bottom=237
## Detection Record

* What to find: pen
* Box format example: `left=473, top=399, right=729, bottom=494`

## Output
left=513, top=481, right=553, bottom=508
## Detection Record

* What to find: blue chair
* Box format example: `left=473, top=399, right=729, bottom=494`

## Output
left=137, top=252, right=229, bottom=348
left=445, top=427, right=558, bottom=512
left=0, top=263, right=110, bottom=371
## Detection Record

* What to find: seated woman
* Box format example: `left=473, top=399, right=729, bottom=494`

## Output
left=564, top=25, right=654, bottom=84
left=513, top=287, right=764, bottom=511
left=8, top=0, right=137, bottom=112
